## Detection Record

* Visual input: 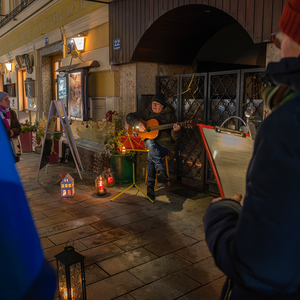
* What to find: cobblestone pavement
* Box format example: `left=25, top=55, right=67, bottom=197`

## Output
left=17, top=152, right=225, bottom=300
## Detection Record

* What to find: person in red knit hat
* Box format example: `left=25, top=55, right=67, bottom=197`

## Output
left=203, top=1, right=300, bottom=299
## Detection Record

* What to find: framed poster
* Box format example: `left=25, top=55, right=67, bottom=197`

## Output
left=25, top=78, right=35, bottom=97
left=57, top=74, right=68, bottom=113
left=68, top=70, right=88, bottom=121
left=4, top=84, right=16, bottom=97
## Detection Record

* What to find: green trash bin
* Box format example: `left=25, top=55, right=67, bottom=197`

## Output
left=110, top=153, right=136, bottom=184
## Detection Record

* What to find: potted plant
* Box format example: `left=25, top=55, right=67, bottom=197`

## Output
left=104, top=110, right=135, bottom=184
left=20, top=120, right=36, bottom=152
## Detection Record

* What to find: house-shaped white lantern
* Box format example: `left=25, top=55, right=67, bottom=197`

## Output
left=61, top=174, right=75, bottom=197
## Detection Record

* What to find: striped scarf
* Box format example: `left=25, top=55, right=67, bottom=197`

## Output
left=0, top=105, right=11, bottom=140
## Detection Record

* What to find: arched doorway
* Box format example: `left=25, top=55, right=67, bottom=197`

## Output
left=132, top=4, right=265, bottom=69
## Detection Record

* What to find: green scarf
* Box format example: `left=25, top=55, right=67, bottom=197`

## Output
left=263, top=84, right=298, bottom=111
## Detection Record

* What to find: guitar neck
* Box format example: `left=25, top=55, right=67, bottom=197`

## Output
left=150, top=122, right=181, bottom=131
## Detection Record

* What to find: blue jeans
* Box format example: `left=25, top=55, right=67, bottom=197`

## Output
left=144, top=139, right=169, bottom=188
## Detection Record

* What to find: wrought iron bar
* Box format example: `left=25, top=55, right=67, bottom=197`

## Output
left=0, top=0, right=35, bottom=28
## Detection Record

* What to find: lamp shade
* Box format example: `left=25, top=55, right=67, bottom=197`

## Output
left=73, top=37, right=85, bottom=51
left=5, top=63, right=11, bottom=71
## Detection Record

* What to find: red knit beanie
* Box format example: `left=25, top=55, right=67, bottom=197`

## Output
left=280, top=0, right=300, bottom=45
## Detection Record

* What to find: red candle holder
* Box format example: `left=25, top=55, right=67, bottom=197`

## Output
left=95, top=175, right=107, bottom=196
left=106, top=168, right=115, bottom=187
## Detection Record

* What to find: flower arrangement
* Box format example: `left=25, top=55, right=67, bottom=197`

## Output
left=104, top=110, right=125, bottom=155
left=21, top=119, right=36, bottom=133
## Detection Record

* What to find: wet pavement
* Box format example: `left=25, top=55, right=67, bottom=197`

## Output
left=17, top=152, right=225, bottom=300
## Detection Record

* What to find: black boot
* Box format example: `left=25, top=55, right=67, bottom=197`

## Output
left=157, top=169, right=170, bottom=184
left=147, top=186, right=156, bottom=201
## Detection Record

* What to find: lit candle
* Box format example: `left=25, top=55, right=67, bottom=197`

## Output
left=62, top=288, right=73, bottom=300
left=122, top=146, right=126, bottom=154
left=95, top=175, right=107, bottom=195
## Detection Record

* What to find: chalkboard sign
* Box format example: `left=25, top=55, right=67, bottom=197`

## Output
left=36, top=100, right=83, bottom=181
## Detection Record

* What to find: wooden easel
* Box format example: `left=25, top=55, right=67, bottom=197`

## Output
left=36, top=100, right=83, bottom=181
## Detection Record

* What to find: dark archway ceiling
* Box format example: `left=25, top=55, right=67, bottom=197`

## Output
left=132, top=5, right=237, bottom=65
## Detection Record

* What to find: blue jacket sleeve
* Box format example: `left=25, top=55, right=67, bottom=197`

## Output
left=203, top=200, right=242, bottom=279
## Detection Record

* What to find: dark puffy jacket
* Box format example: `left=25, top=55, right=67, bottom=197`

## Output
left=203, top=57, right=300, bottom=299
left=126, top=104, right=180, bottom=151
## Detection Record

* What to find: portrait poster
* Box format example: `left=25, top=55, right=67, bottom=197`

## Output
left=68, top=72, right=83, bottom=120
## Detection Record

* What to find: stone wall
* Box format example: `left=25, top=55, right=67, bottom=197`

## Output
left=41, top=56, right=52, bottom=118
left=39, top=43, right=63, bottom=118
left=266, top=43, right=281, bottom=66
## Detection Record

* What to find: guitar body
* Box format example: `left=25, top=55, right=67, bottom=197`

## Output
left=128, top=118, right=196, bottom=139
left=128, top=119, right=160, bottom=139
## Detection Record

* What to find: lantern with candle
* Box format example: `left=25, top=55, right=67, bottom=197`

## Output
left=106, top=168, right=114, bottom=187
left=95, top=175, right=107, bottom=195
left=54, top=246, right=86, bottom=300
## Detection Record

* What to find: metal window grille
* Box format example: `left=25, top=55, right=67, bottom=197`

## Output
left=0, top=0, right=35, bottom=28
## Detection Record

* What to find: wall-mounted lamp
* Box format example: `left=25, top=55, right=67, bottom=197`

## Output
left=5, top=63, right=12, bottom=72
left=73, top=36, right=85, bottom=51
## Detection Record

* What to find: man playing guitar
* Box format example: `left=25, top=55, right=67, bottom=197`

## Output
left=126, top=93, right=181, bottom=201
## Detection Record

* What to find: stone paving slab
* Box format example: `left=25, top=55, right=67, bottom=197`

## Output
left=48, top=225, right=99, bottom=245
left=143, top=233, right=198, bottom=256
left=128, top=253, right=191, bottom=284
left=182, top=256, right=224, bottom=285
left=38, top=215, right=100, bottom=237
left=177, top=277, right=227, bottom=300
left=130, top=272, right=201, bottom=300
left=34, top=213, right=76, bottom=229
left=86, top=271, right=144, bottom=300
left=97, top=247, right=158, bottom=275
left=175, top=241, right=212, bottom=263
left=16, top=153, right=224, bottom=300
left=80, top=228, right=131, bottom=248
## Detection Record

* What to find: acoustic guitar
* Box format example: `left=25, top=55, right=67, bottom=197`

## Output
left=128, top=118, right=197, bottom=139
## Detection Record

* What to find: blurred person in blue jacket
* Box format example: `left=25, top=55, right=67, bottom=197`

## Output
left=0, top=119, right=56, bottom=299
left=203, top=0, right=300, bottom=299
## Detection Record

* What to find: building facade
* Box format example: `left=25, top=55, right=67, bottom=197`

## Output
left=0, top=0, right=118, bottom=170
left=0, top=0, right=286, bottom=189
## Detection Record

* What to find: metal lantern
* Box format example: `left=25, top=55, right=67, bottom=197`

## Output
left=106, top=168, right=114, bottom=188
left=95, top=175, right=107, bottom=195
left=54, top=246, right=86, bottom=300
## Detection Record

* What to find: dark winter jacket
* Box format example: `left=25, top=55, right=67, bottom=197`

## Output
left=126, top=103, right=180, bottom=151
left=203, top=57, right=300, bottom=300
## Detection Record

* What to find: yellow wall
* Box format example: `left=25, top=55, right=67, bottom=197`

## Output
left=0, top=0, right=106, bottom=56
left=88, top=71, right=119, bottom=97
left=85, top=23, right=109, bottom=52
